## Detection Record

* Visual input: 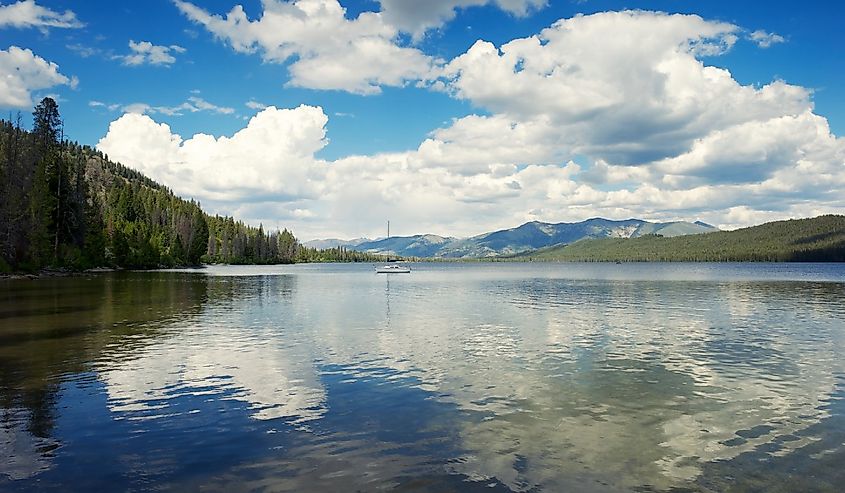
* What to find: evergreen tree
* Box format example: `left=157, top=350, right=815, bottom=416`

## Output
left=32, top=97, right=61, bottom=154
left=188, top=208, right=208, bottom=265
left=0, top=99, right=387, bottom=272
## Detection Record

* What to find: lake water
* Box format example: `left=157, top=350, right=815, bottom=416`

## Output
left=1, top=262, right=844, bottom=492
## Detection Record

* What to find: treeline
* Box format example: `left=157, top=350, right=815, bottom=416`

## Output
left=0, top=98, right=379, bottom=273
left=205, top=217, right=295, bottom=265
left=204, top=219, right=383, bottom=264
left=523, top=215, right=845, bottom=262
left=296, top=245, right=385, bottom=262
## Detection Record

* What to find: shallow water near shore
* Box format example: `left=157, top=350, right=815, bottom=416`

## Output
left=1, top=262, right=844, bottom=492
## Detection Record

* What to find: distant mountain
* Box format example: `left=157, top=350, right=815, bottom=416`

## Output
left=522, top=215, right=845, bottom=262
left=344, top=218, right=717, bottom=259
left=303, top=238, right=371, bottom=250
left=355, top=234, right=457, bottom=258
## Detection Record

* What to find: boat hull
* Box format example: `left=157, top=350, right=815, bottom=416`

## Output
left=375, top=265, right=411, bottom=273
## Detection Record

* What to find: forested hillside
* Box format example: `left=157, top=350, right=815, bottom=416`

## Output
left=0, top=98, right=380, bottom=273
left=523, top=215, right=845, bottom=262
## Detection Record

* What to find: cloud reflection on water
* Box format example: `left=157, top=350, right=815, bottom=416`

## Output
left=2, top=265, right=844, bottom=491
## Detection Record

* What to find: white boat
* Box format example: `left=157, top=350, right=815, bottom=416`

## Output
left=375, top=220, right=411, bottom=273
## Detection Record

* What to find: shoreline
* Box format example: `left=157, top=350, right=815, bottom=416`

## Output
left=0, top=267, right=118, bottom=280
left=4, top=259, right=844, bottom=280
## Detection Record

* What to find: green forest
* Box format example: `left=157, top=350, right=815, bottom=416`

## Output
left=522, top=215, right=845, bottom=262
left=0, top=98, right=382, bottom=273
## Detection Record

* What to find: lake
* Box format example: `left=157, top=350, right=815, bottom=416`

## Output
left=1, top=262, right=844, bottom=492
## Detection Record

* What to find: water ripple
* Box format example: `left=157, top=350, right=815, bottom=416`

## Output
left=1, top=264, right=844, bottom=491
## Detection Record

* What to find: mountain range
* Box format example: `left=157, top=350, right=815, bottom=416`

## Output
left=305, top=218, right=717, bottom=258
left=524, top=215, right=845, bottom=262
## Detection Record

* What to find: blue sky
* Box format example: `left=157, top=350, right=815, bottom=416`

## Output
left=2, top=0, right=844, bottom=239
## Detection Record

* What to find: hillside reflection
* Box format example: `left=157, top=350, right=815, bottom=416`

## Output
left=0, top=273, right=209, bottom=480
left=2, top=265, right=844, bottom=492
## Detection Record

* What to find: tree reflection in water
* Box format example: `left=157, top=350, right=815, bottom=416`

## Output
left=1, top=264, right=844, bottom=492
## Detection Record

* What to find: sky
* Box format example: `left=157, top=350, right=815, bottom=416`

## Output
left=1, top=0, right=844, bottom=240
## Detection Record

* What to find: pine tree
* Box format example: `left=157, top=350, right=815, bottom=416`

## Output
left=188, top=208, right=208, bottom=265
left=32, top=98, right=61, bottom=155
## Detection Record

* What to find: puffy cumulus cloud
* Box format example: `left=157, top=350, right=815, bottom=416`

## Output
left=412, top=114, right=562, bottom=175
left=97, top=105, right=329, bottom=205
left=174, top=0, right=435, bottom=94
left=285, top=36, right=434, bottom=93
left=324, top=153, right=462, bottom=234
left=0, top=46, right=77, bottom=108
left=654, top=111, right=839, bottom=187
left=118, top=40, right=186, bottom=66
left=424, top=11, right=843, bottom=227
left=98, top=11, right=845, bottom=239
left=174, top=0, right=551, bottom=92
left=579, top=159, right=654, bottom=186
left=378, top=0, right=545, bottom=41
left=439, top=11, right=813, bottom=166
left=0, top=0, right=83, bottom=31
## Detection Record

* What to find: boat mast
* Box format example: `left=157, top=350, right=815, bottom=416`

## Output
left=387, top=220, right=390, bottom=239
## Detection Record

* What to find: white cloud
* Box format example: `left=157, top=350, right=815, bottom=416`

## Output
left=749, top=29, right=785, bottom=48
left=93, top=96, right=235, bottom=116
left=0, top=46, right=77, bottom=108
left=97, top=105, right=329, bottom=206
left=413, top=113, right=560, bottom=175
left=98, top=11, right=845, bottom=239
left=0, top=0, right=82, bottom=31
left=122, top=102, right=152, bottom=114
left=439, top=12, right=800, bottom=133
left=174, top=0, right=552, bottom=93
left=378, top=0, right=546, bottom=41
left=174, top=0, right=436, bottom=94
left=117, top=40, right=186, bottom=66
left=66, top=43, right=100, bottom=58
left=654, top=111, right=836, bottom=187
left=184, top=96, right=234, bottom=114
left=246, top=99, right=268, bottom=110
left=437, top=11, right=803, bottom=166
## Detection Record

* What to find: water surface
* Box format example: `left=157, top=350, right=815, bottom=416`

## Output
left=1, top=263, right=844, bottom=491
